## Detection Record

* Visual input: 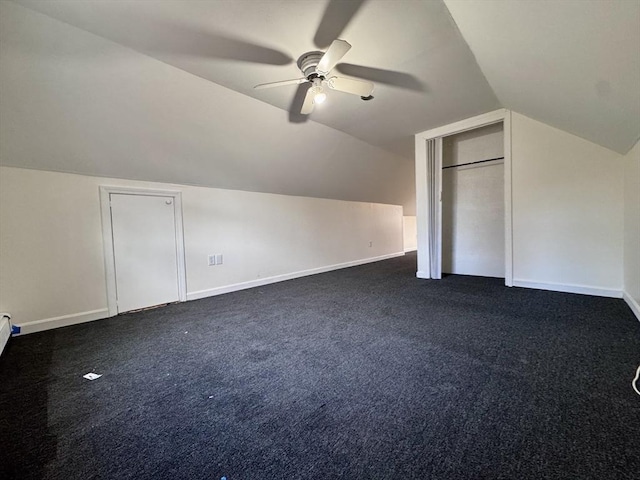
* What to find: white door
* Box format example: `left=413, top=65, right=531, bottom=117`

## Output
left=110, top=193, right=180, bottom=313
left=441, top=162, right=505, bottom=277
left=426, top=137, right=443, bottom=279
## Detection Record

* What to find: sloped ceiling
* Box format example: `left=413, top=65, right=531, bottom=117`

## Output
left=0, top=1, right=417, bottom=212
left=8, top=0, right=501, bottom=160
left=445, top=0, right=640, bottom=154
left=2, top=0, right=637, bottom=205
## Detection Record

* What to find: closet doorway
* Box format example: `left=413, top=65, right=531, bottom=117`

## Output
left=414, top=109, right=513, bottom=286
left=442, top=123, right=505, bottom=278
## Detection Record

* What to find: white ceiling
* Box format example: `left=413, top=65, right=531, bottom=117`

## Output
left=445, top=0, right=640, bottom=154
left=6, top=0, right=639, bottom=158
left=10, top=0, right=501, bottom=160
left=0, top=0, right=417, bottom=213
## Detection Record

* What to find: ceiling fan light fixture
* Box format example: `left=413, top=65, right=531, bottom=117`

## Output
left=314, top=90, right=327, bottom=104
left=310, top=79, right=327, bottom=104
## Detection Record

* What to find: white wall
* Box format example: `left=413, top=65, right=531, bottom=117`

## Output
left=0, top=166, right=403, bottom=332
left=442, top=123, right=504, bottom=166
left=403, top=216, right=417, bottom=252
left=511, top=112, right=624, bottom=295
left=0, top=1, right=416, bottom=215
left=442, top=124, right=504, bottom=277
left=415, top=111, right=625, bottom=296
left=624, top=140, right=640, bottom=318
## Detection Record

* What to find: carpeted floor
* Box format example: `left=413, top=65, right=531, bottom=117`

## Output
left=1, top=252, right=639, bottom=480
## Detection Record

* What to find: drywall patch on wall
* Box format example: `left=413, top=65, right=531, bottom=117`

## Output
left=0, top=167, right=404, bottom=331
left=510, top=112, right=624, bottom=292
left=623, top=139, right=640, bottom=319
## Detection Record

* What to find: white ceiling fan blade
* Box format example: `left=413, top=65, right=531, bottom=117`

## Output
left=316, top=39, right=351, bottom=75
left=326, top=76, right=374, bottom=97
left=254, top=78, right=307, bottom=90
left=300, top=84, right=316, bottom=115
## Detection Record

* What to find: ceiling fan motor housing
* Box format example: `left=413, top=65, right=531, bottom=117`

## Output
left=297, top=51, right=325, bottom=79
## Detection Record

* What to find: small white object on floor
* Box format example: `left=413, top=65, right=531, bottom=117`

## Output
left=83, top=373, right=102, bottom=381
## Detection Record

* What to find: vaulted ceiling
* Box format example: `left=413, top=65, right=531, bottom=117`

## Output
left=7, top=0, right=503, bottom=160
left=2, top=0, right=639, bottom=168
left=9, top=0, right=638, bottom=158
left=445, top=0, right=640, bottom=155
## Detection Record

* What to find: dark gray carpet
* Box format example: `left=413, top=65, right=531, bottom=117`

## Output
left=1, top=252, right=639, bottom=480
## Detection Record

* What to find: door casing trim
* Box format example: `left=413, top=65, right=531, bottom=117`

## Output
left=415, top=109, right=512, bottom=286
left=99, top=186, right=187, bottom=317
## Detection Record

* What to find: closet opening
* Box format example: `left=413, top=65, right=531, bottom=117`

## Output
left=441, top=123, right=505, bottom=278
left=414, top=109, right=513, bottom=286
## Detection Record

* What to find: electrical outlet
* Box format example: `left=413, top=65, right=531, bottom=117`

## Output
left=369, top=241, right=373, bottom=247
left=215, top=254, right=223, bottom=265
left=208, top=255, right=216, bottom=266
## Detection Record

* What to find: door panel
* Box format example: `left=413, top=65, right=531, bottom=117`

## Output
left=442, top=163, right=505, bottom=277
left=426, top=138, right=443, bottom=279
left=110, top=194, right=179, bottom=313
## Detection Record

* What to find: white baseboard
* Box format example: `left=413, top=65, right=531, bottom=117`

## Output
left=623, top=291, right=640, bottom=321
left=13, top=309, right=109, bottom=336
left=10, top=253, right=406, bottom=335
left=9, top=257, right=632, bottom=335
left=187, top=252, right=405, bottom=301
left=512, top=280, right=623, bottom=298
left=404, top=247, right=417, bottom=253
left=0, top=317, right=11, bottom=355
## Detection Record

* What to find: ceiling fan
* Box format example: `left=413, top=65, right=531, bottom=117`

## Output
left=138, top=0, right=421, bottom=121
left=253, top=39, right=374, bottom=115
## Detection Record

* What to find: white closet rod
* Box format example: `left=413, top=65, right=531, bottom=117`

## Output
left=442, top=156, right=504, bottom=170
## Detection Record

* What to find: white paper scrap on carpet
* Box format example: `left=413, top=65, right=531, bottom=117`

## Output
left=83, top=373, right=102, bottom=380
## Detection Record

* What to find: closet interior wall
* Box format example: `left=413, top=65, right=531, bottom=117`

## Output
left=442, top=123, right=505, bottom=278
